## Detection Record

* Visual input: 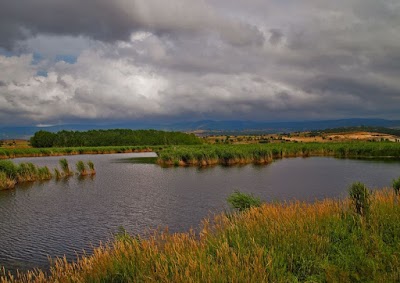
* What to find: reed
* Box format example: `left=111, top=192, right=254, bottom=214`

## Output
left=37, top=167, right=52, bottom=181
left=0, top=161, right=55, bottom=190
left=59, top=159, right=72, bottom=176
left=157, top=142, right=400, bottom=166
left=2, top=188, right=399, bottom=282
left=53, top=168, right=62, bottom=179
left=75, top=161, right=88, bottom=176
left=0, top=145, right=161, bottom=159
left=0, top=172, right=16, bottom=190
left=0, top=159, right=94, bottom=190
left=87, top=161, right=96, bottom=175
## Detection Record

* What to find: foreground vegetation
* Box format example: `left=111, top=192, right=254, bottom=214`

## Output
left=2, top=186, right=400, bottom=282
left=157, top=142, right=400, bottom=166
left=30, top=129, right=202, bottom=148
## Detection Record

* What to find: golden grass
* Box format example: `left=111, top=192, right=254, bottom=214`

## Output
left=2, top=189, right=400, bottom=282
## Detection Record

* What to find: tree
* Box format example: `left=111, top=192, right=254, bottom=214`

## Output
left=30, top=130, right=56, bottom=148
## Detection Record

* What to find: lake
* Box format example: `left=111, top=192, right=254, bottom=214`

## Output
left=1, top=153, right=400, bottom=273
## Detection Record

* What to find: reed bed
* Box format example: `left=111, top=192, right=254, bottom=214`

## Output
left=0, top=160, right=53, bottom=190
left=157, top=142, right=400, bottom=166
left=75, top=161, right=96, bottom=176
left=2, top=189, right=399, bottom=282
left=0, top=145, right=162, bottom=159
left=0, top=159, right=95, bottom=190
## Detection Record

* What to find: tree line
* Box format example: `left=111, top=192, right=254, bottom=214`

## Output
left=30, top=129, right=202, bottom=148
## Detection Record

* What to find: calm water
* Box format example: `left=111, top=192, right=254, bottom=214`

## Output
left=1, top=153, right=400, bottom=272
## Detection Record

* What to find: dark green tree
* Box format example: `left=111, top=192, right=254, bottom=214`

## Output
left=30, top=130, right=56, bottom=148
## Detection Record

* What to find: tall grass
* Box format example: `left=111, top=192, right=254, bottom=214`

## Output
left=157, top=142, right=400, bottom=166
left=59, top=159, right=72, bottom=177
left=75, top=161, right=87, bottom=176
left=2, top=188, right=400, bottom=282
left=0, top=159, right=95, bottom=190
left=0, top=160, right=54, bottom=190
left=0, top=145, right=162, bottom=159
left=87, top=161, right=96, bottom=175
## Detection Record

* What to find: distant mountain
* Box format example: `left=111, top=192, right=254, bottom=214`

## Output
left=2, top=118, right=400, bottom=139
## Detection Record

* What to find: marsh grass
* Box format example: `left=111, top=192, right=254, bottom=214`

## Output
left=53, top=168, right=62, bottom=179
left=87, top=161, right=96, bottom=175
left=59, top=159, right=72, bottom=177
left=0, top=146, right=161, bottom=159
left=0, top=159, right=94, bottom=190
left=75, top=161, right=87, bottom=176
left=0, top=160, right=54, bottom=190
left=2, top=189, right=400, bottom=282
left=393, top=177, right=400, bottom=196
left=157, top=142, right=400, bottom=166
left=0, top=172, right=16, bottom=190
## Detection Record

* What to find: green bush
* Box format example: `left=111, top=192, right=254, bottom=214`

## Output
left=349, top=182, right=370, bottom=217
left=227, top=191, right=262, bottom=212
left=393, top=177, right=400, bottom=196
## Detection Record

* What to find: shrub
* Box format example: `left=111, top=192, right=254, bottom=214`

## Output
left=227, top=191, right=262, bottom=212
left=348, top=182, right=370, bottom=217
left=392, top=177, right=400, bottom=196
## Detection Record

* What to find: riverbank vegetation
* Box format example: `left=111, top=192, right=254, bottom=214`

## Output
left=157, top=142, right=400, bottom=166
left=0, top=145, right=160, bottom=159
left=0, top=160, right=52, bottom=190
left=0, top=159, right=95, bottom=190
left=75, top=160, right=96, bottom=176
left=2, top=185, right=400, bottom=282
left=30, top=129, right=202, bottom=148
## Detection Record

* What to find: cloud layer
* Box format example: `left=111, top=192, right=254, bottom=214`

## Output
left=1, top=0, right=400, bottom=125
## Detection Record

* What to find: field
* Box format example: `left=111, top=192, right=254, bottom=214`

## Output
left=205, top=131, right=400, bottom=144
left=1, top=188, right=399, bottom=282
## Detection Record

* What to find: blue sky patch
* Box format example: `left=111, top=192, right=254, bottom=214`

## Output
left=36, top=70, right=48, bottom=77
left=55, top=54, right=77, bottom=64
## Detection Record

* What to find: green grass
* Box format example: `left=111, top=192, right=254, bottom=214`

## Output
left=0, top=159, right=96, bottom=190
left=0, top=145, right=163, bottom=159
left=0, top=160, right=53, bottom=190
left=157, top=142, right=400, bottom=166
left=2, top=188, right=400, bottom=282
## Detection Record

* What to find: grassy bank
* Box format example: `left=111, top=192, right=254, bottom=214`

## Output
left=157, top=142, right=400, bottom=166
left=1, top=188, right=400, bottom=282
left=0, top=145, right=161, bottom=159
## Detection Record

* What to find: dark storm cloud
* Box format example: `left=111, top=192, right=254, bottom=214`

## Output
left=269, top=29, right=284, bottom=46
left=1, top=0, right=400, bottom=125
left=0, top=0, right=264, bottom=49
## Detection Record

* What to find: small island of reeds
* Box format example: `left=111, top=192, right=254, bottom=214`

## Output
left=0, top=159, right=96, bottom=190
left=156, top=142, right=400, bottom=166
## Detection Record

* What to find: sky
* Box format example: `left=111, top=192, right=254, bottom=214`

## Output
left=0, top=0, right=400, bottom=126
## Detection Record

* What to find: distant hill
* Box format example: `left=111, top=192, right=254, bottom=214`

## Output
left=2, top=118, right=400, bottom=139
left=311, top=126, right=400, bottom=137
